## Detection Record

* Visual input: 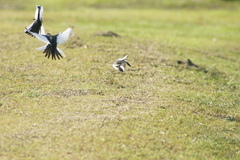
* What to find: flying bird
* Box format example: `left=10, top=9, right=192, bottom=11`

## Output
left=27, top=27, right=73, bottom=60
left=24, top=5, right=45, bottom=36
left=112, top=55, right=131, bottom=72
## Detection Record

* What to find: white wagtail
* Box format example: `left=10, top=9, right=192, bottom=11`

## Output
left=27, top=27, right=73, bottom=60
left=112, top=55, right=131, bottom=72
left=24, top=5, right=45, bottom=36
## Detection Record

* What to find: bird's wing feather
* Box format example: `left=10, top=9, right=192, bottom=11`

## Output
left=39, top=6, right=43, bottom=20
left=34, top=6, right=39, bottom=20
left=36, top=44, right=48, bottom=51
left=118, top=55, right=128, bottom=61
left=119, top=65, right=125, bottom=72
left=115, top=60, right=123, bottom=64
left=40, top=25, right=45, bottom=35
left=24, top=22, right=34, bottom=33
left=122, top=55, right=128, bottom=60
left=112, top=63, right=119, bottom=70
left=57, top=27, right=73, bottom=44
left=28, top=31, right=49, bottom=43
left=125, top=61, right=131, bottom=67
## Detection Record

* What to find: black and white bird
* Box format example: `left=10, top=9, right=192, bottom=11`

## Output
left=24, top=5, right=45, bottom=36
left=27, top=27, right=73, bottom=60
left=112, top=55, right=131, bottom=72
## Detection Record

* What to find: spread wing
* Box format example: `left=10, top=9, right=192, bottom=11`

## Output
left=118, top=55, right=128, bottom=61
left=24, top=5, right=45, bottom=35
left=125, top=61, right=131, bottom=66
left=112, top=63, right=119, bottom=71
left=57, top=27, right=73, bottom=45
left=25, top=21, right=35, bottom=32
left=119, top=65, right=125, bottom=72
left=28, top=31, right=49, bottom=43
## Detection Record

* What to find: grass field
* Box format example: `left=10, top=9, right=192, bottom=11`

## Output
left=0, top=0, right=240, bottom=159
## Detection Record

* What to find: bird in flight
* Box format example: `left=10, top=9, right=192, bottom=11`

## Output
left=112, top=55, right=131, bottom=72
left=27, top=27, right=73, bottom=60
left=24, top=5, right=45, bottom=36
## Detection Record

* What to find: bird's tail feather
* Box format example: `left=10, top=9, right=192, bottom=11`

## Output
left=42, top=44, right=52, bottom=59
left=57, top=47, right=66, bottom=58
left=36, top=44, right=66, bottom=60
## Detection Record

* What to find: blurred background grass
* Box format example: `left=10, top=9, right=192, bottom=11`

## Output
left=1, top=0, right=240, bottom=10
left=0, top=0, right=239, bottom=159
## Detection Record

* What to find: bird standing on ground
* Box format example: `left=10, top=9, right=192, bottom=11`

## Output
left=112, top=55, right=131, bottom=72
left=24, top=5, right=45, bottom=36
left=27, top=27, right=73, bottom=60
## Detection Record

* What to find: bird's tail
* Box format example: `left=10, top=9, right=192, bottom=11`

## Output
left=56, top=47, right=66, bottom=59
left=36, top=44, right=66, bottom=60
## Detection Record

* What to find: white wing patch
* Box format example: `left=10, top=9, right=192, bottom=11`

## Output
left=57, top=27, right=73, bottom=45
left=40, top=25, right=46, bottom=35
left=112, top=63, right=119, bottom=70
left=28, top=31, right=49, bottom=43
left=36, top=44, right=48, bottom=51
left=24, top=22, right=34, bottom=32
left=120, top=65, right=125, bottom=72
left=118, top=55, right=128, bottom=61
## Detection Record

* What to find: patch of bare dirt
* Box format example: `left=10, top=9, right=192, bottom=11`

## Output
left=93, top=31, right=121, bottom=38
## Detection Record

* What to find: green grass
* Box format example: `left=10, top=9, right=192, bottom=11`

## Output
left=1, top=0, right=240, bottom=10
left=0, top=0, right=240, bottom=159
